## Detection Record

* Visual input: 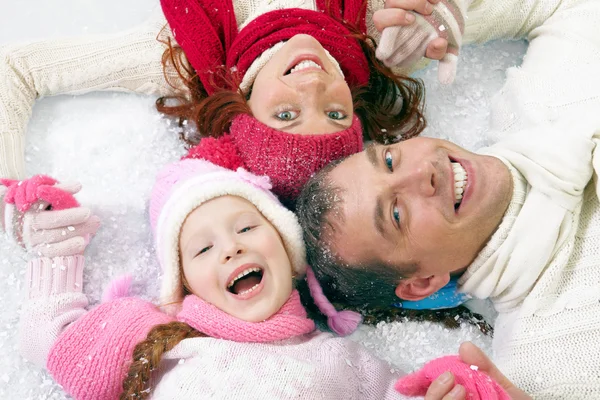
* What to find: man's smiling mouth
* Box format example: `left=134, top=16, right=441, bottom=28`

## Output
left=452, top=162, right=468, bottom=210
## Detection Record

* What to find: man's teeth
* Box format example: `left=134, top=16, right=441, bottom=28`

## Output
left=227, top=267, right=261, bottom=288
left=452, top=162, right=468, bottom=202
left=289, top=60, right=322, bottom=74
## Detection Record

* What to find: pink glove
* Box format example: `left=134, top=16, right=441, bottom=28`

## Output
left=376, top=0, right=472, bottom=84
left=395, top=355, right=511, bottom=400
left=0, top=175, right=100, bottom=257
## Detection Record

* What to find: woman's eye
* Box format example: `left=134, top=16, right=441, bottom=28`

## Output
left=327, top=111, right=347, bottom=120
left=238, top=226, right=253, bottom=234
left=385, top=150, right=394, bottom=172
left=276, top=110, right=299, bottom=121
left=392, top=205, right=401, bottom=226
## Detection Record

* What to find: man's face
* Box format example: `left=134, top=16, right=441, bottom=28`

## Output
left=327, top=137, right=513, bottom=281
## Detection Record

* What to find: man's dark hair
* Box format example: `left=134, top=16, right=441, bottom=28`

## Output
left=296, top=160, right=493, bottom=334
left=295, top=159, right=416, bottom=312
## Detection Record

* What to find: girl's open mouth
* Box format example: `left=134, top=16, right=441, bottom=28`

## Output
left=227, top=265, right=265, bottom=297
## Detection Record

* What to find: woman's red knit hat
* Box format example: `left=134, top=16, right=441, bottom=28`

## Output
left=184, top=114, right=363, bottom=203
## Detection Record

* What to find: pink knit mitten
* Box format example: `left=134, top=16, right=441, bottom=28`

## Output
left=395, top=355, right=511, bottom=399
left=376, top=0, right=472, bottom=84
left=1, top=175, right=100, bottom=257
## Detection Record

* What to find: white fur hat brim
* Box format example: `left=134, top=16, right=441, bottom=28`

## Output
left=154, top=160, right=306, bottom=313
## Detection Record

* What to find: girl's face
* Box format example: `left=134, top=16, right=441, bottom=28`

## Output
left=179, top=196, right=293, bottom=322
left=248, top=34, right=354, bottom=135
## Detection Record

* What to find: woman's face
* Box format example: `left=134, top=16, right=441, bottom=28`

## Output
left=179, top=196, right=293, bottom=322
left=248, top=34, right=354, bottom=135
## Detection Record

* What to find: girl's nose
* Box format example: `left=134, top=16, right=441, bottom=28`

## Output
left=221, top=242, right=245, bottom=263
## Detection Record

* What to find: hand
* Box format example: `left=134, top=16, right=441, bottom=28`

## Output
left=395, top=347, right=511, bottom=399
left=374, top=0, right=469, bottom=84
left=422, top=371, right=466, bottom=399
left=459, top=342, right=532, bottom=400
left=1, top=175, right=100, bottom=257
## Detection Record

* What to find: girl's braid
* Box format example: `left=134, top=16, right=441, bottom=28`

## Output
left=120, top=321, right=205, bottom=399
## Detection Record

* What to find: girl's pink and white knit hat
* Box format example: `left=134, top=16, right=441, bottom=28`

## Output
left=149, top=158, right=306, bottom=311
left=147, top=158, right=362, bottom=335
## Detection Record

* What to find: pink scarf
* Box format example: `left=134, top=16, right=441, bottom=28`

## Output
left=177, top=290, right=316, bottom=342
left=160, top=0, right=369, bottom=93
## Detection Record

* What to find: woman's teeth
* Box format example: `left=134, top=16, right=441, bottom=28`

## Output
left=452, top=162, right=468, bottom=203
left=289, top=60, right=322, bottom=74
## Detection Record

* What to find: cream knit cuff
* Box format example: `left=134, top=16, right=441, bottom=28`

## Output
left=26, top=256, right=85, bottom=299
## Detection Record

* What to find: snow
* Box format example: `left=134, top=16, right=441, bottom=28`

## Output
left=0, top=1, right=527, bottom=398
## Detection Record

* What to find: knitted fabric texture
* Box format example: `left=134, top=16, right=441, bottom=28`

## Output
left=395, top=355, right=510, bottom=399
left=47, top=297, right=174, bottom=400
left=160, top=0, right=369, bottom=94
left=177, top=290, right=315, bottom=342
left=185, top=113, right=364, bottom=202
left=149, top=158, right=306, bottom=311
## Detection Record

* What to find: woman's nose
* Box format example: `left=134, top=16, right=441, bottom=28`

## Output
left=294, top=75, right=327, bottom=94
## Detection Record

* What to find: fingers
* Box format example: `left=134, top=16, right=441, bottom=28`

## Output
left=425, top=38, right=448, bottom=60
left=373, top=9, right=417, bottom=32
left=425, top=372, right=465, bottom=400
left=27, top=215, right=101, bottom=247
left=33, top=236, right=88, bottom=258
left=54, top=182, right=82, bottom=195
left=29, top=207, right=93, bottom=230
left=385, top=0, right=434, bottom=15
left=437, top=53, right=458, bottom=85
left=458, top=342, right=532, bottom=399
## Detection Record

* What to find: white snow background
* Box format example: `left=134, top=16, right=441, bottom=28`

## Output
left=0, top=1, right=527, bottom=398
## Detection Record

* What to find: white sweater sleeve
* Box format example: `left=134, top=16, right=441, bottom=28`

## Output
left=19, top=256, right=89, bottom=368
left=0, top=11, right=185, bottom=180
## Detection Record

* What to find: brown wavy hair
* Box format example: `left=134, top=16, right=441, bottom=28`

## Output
left=156, top=19, right=426, bottom=146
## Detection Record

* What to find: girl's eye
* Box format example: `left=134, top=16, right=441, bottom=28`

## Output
left=385, top=150, right=394, bottom=172
left=327, top=111, right=347, bottom=120
left=276, top=110, right=299, bottom=121
left=238, top=226, right=253, bottom=234
left=392, top=205, right=401, bottom=226
left=197, top=245, right=212, bottom=256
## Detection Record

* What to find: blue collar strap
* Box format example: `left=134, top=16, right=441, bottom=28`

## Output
left=392, top=278, right=471, bottom=310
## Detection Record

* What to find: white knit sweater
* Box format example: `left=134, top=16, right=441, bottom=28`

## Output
left=0, top=0, right=561, bottom=180
left=458, top=0, right=600, bottom=397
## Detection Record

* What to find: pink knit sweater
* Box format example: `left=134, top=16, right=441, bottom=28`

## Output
left=45, top=291, right=403, bottom=400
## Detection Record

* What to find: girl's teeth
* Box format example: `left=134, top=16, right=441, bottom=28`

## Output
left=290, top=60, right=322, bottom=73
left=451, top=162, right=468, bottom=202
left=238, top=283, right=260, bottom=296
left=227, top=267, right=261, bottom=288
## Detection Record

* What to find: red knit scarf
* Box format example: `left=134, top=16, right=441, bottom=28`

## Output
left=160, top=0, right=369, bottom=94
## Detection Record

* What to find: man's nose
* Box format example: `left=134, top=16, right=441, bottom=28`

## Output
left=390, top=160, right=436, bottom=197
left=221, top=240, right=245, bottom=263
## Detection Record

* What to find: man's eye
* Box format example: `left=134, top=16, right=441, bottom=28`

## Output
left=238, top=226, right=253, bottom=234
left=327, top=111, right=347, bottom=120
left=392, top=205, right=401, bottom=226
left=385, top=150, right=393, bottom=172
left=276, top=110, right=299, bottom=121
